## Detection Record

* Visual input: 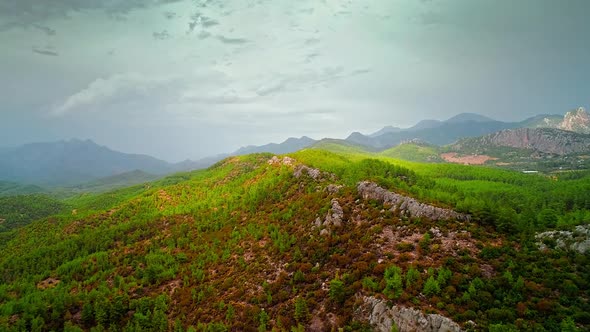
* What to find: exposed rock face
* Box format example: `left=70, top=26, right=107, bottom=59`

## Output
left=560, top=107, right=590, bottom=134
left=315, top=199, right=345, bottom=235
left=294, top=165, right=322, bottom=180
left=360, top=297, right=462, bottom=332
left=452, top=128, right=590, bottom=155
left=536, top=225, right=590, bottom=254
left=357, top=181, right=470, bottom=221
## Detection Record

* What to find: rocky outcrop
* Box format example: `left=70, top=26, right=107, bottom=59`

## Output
left=315, top=199, right=345, bottom=235
left=536, top=225, right=590, bottom=254
left=560, top=107, right=590, bottom=134
left=359, top=297, right=462, bottom=332
left=357, top=181, right=470, bottom=221
left=452, top=127, right=590, bottom=155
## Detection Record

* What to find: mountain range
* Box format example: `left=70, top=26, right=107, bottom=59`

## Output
left=2, top=107, right=588, bottom=188
left=0, top=139, right=199, bottom=186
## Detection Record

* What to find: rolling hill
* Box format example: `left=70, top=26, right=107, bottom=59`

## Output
left=0, top=149, right=588, bottom=331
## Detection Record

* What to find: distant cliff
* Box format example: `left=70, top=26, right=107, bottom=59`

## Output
left=451, top=128, right=590, bottom=155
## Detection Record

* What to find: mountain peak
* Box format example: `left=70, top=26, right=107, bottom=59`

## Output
left=445, top=113, right=496, bottom=124
left=560, top=107, right=590, bottom=134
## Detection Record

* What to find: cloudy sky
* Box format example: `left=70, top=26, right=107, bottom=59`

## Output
left=1, top=0, right=589, bottom=161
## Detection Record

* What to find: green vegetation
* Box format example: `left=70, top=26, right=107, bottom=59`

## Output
left=0, top=149, right=588, bottom=331
left=379, top=143, right=442, bottom=163
left=0, top=194, right=67, bottom=232
left=0, top=181, right=45, bottom=197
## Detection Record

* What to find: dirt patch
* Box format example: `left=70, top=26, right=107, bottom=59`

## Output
left=37, top=278, right=60, bottom=289
left=441, top=152, right=497, bottom=165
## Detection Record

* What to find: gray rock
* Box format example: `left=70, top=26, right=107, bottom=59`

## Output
left=535, top=224, right=590, bottom=254
left=294, top=165, right=322, bottom=180
left=357, top=181, right=470, bottom=221
left=362, top=297, right=462, bottom=332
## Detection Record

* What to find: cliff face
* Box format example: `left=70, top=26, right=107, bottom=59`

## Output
left=452, top=128, right=590, bottom=155
left=560, top=107, right=590, bottom=134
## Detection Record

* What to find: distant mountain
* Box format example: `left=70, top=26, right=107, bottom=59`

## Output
left=444, top=113, right=496, bottom=124
left=233, top=136, right=316, bottom=155
left=356, top=109, right=590, bottom=152
left=519, top=114, right=564, bottom=128
left=347, top=114, right=514, bottom=150
left=560, top=107, right=590, bottom=133
left=407, top=119, right=442, bottom=131
left=451, top=128, right=590, bottom=155
left=0, top=139, right=198, bottom=186
left=368, top=125, right=401, bottom=137
left=519, top=107, right=589, bottom=134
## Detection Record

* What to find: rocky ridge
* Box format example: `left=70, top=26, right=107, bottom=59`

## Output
left=358, top=297, right=463, bottom=332
left=357, top=181, right=470, bottom=221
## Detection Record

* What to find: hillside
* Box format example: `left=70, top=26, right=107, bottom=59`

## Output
left=0, top=150, right=588, bottom=331
left=451, top=128, right=590, bottom=156
left=0, top=140, right=199, bottom=186
left=0, top=181, right=45, bottom=197
left=0, top=194, right=67, bottom=233
left=378, top=142, right=442, bottom=163
left=68, top=170, right=161, bottom=193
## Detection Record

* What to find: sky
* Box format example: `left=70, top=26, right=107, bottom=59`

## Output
left=1, top=0, right=589, bottom=162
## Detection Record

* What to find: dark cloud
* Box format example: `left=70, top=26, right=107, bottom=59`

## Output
left=32, top=47, right=59, bottom=57
left=197, top=31, right=211, bottom=39
left=153, top=30, right=171, bottom=40
left=32, top=24, right=56, bottom=36
left=0, top=0, right=185, bottom=29
left=216, top=35, right=249, bottom=44
left=163, top=11, right=177, bottom=19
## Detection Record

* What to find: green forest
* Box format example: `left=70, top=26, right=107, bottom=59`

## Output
left=0, top=148, right=588, bottom=331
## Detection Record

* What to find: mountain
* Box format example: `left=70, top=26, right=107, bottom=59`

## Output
left=0, top=139, right=197, bottom=186
left=519, top=114, right=564, bottom=128
left=1, top=149, right=588, bottom=331
left=353, top=109, right=590, bottom=153
left=519, top=107, right=590, bottom=134
left=347, top=120, right=514, bottom=150
left=560, top=107, right=590, bottom=133
left=444, top=112, right=496, bottom=124
left=233, top=136, right=316, bottom=155
left=451, top=127, right=590, bottom=155
left=368, top=125, right=402, bottom=137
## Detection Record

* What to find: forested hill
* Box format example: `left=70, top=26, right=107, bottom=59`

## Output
left=0, top=149, right=588, bottom=331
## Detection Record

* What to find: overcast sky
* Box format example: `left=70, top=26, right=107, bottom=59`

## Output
left=1, top=0, right=589, bottom=161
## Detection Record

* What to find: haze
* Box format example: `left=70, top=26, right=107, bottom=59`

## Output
left=1, top=0, right=589, bottom=161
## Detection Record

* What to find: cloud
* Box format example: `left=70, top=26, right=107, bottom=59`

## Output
left=163, top=11, right=177, bottom=19
left=216, top=35, right=249, bottom=44
left=52, top=73, right=179, bottom=116
left=153, top=30, right=171, bottom=40
left=0, top=0, right=186, bottom=29
left=31, top=24, right=56, bottom=36
left=32, top=47, right=59, bottom=56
